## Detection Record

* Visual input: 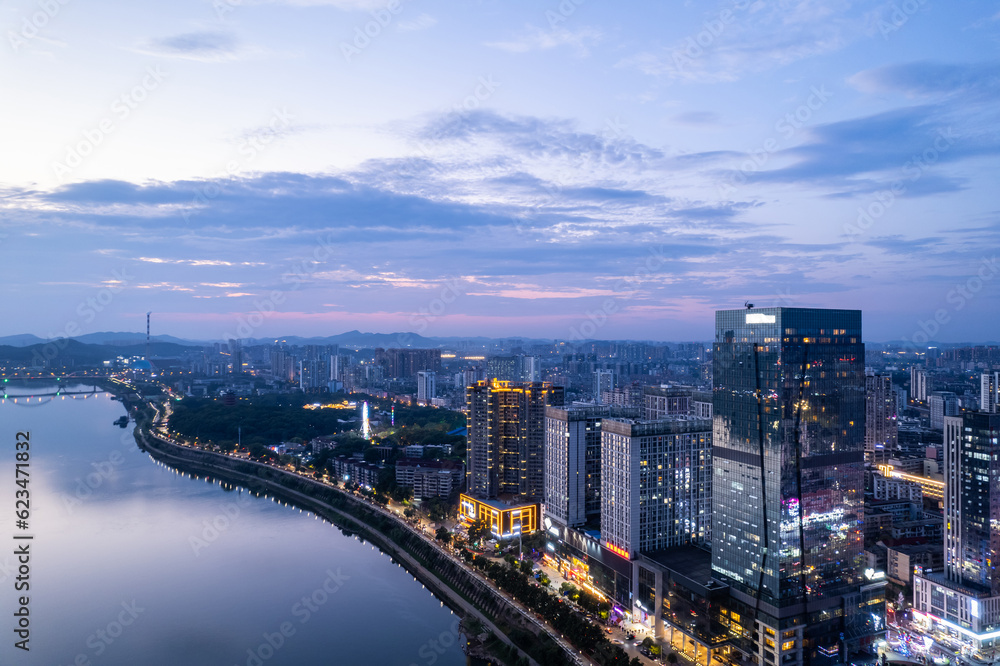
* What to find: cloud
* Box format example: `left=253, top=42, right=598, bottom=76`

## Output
left=731, top=106, right=998, bottom=192
left=418, top=109, right=666, bottom=168
left=619, top=0, right=861, bottom=83
left=849, top=61, right=1000, bottom=101
left=486, top=25, right=602, bottom=56
left=134, top=31, right=246, bottom=62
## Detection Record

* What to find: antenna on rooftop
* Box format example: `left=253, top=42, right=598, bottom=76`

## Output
left=744, top=301, right=754, bottom=310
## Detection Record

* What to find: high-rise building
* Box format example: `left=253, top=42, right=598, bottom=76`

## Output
left=928, top=391, right=960, bottom=430
left=712, top=307, right=881, bottom=664
left=521, top=356, right=541, bottom=382
left=466, top=380, right=564, bottom=500
left=865, top=372, right=898, bottom=465
left=594, top=369, right=614, bottom=403
left=228, top=339, right=243, bottom=375
left=486, top=355, right=520, bottom=382
left=486, top=355, right=540, bottom=382
left=911, top=366, right=928, bottom=402
left=913, top=412, right=1000, bottom=654
left=543, top=404, right=639, bottom=528
left=417, top=371, right=436, bottom=402
left=982, top=372, right=999, bottom=413
left=600, top=416, right=712, bottom=558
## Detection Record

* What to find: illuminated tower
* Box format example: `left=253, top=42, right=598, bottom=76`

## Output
left=712, top=307, right=881, bottom=665
left=361, top=401, right=372, bottom=440
left=466, top=380, right=564, bottom=500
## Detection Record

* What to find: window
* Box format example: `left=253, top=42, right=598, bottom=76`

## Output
left=781, top=641, right=795, bottom=651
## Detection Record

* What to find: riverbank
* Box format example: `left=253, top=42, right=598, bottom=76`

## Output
left=133, top=423, right=580, bottom=666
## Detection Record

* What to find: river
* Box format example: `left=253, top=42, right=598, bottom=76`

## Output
left=0, top=384, right=467, bottom=666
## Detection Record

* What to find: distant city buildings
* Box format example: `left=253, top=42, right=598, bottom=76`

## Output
left=375, top=348, right=441, bottom=379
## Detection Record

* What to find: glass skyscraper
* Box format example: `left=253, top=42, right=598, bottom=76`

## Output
left=712, top=308, right=881, bottom=665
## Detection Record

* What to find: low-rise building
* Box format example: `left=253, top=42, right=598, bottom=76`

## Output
left=395, top=459, right=464, bottom=499
left=887, top=544, right=943, bottom=586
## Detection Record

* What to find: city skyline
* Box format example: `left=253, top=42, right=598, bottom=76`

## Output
left=4, top=1, right=999, bottom=342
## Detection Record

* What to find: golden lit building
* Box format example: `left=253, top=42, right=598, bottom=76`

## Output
left=459, top=494, right=539, bottom=538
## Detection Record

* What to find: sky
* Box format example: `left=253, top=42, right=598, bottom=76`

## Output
left=2, top=0, right=998, bottom=343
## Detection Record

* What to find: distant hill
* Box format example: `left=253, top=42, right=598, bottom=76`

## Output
left=72, top=332, right=206, bottom=347
left=0, top=334, right=47, bottom=347
left=0, top=339, right=200, bottom=364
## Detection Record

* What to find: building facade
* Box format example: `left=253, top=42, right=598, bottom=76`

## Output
left=711, top=307, right=880, bottom=665
left=417, top=370, right=436, bottom=402
left=911, top=366, right=928, bottom=402
left=914, top=412, right=1000, bottom=654
left=600, top=416, right=712, bottom=559
left=982, top=372, right=999, bottom=413
left=543, top=404, right=640, bottom=528
left=865, top=372, right=898, bottom=465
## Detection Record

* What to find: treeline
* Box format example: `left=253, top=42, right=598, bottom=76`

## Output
left=170, top=394, right=354, bottom=446
left=460, top=552, right=640, bottom=666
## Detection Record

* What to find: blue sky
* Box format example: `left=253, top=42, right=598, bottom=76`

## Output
left=2, top=0, right=998, bottom=342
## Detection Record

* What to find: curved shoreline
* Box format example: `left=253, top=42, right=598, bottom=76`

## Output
left=133, top=425, right=565, bottom=666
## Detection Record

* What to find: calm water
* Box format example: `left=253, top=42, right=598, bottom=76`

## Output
left=0, top=385, right=465, bottom=666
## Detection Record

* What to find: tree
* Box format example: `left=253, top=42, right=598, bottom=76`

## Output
left=435, top=526, right=452, bottom=545
left=467, top=518, right=491, bottom=546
